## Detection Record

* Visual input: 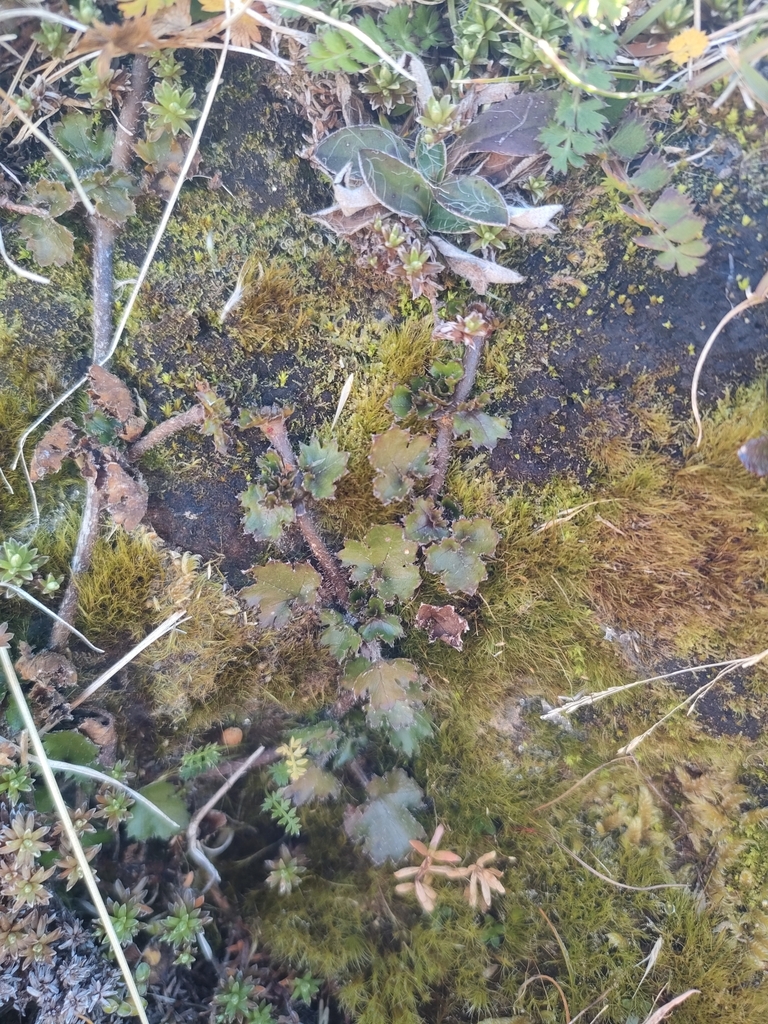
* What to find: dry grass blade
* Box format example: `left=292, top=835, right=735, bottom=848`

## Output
left=0, top=223, right=49, bottom=284
left=67, top=610, right=188, bottom=713
left=641, top=990, right=699, bottom=1024
left=0, top=87, right=95, bottom=213
left=534, top=757, right=634, bottom=811
left=1, top=582, right=103, bottom=652
left=691, top=269, right=768, bottom=446
left=0, top=8, right=88, bottom=32
left=0, top=647, right=150, bottom=1024
left=516, top=973, right=571, bottom=1023
left=187, top=744, right=266, bottom=890
left=552, top=837, right=688, bottom=892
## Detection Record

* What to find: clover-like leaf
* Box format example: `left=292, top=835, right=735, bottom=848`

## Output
left=241, top=561, right=321, bottom=629
left=358, top=150, right=432, bottom=220
left=298, top=436, right=349, bottom=500
left=343, top=768, right=426, bottom=865
left=403, top=497, right=450, bottom=545
left=342, top=657, right=420, bottom=710
left=319, top=610, right=362, bottom=662
left=339, top=525, right=420, bottom=603
left=240, top=483, right=296, bottom=543
left=452, top=408, right=510, bottom=450
left=314, top=125, right=412, bottom=177
left=424, top=518, right=499, bottom=595
left=18, top=216, right=74, bottom=266
left=369, top=427, right=433, bottom=505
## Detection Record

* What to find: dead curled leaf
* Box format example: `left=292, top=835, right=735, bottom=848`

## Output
left=102, top=460, right=148, bottom=532
left=16, top=642, right=78, bottom=689
left=414, top=603, right=469, bottom=651
left=29, top=419, right=79, bottom=481
left=88, top=364, right=135, bottom=421
left=430, top=236, right=525, bottom=295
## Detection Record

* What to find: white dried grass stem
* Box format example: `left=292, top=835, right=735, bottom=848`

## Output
left=1, top=582, right=103, bottom=652
left=0, top=647, right=150, bottom=1024
left=0, top=9, right=88, bottom=32
left=0, top=223, right=50, bottom=283
left=69, top=610, right=188, bottom=711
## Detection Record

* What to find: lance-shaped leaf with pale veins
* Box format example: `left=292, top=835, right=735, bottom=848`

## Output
left=342, top=657, right=420, bottom=711
left=241, top=561, right=321, bottom=629
left=240, top=484, right=296, bottom=543
left=424, top=518, right=499, bottom=595
left=298, top=436, right=349, bottom=499
left=369, top=427, right=433, bottom=505
left=339, top=525, right=420, bottom=603
left=343, top=768, right=426, bottom=865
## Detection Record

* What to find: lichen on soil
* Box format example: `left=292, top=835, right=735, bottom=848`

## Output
left=2, top=52, right=768, bottom=1024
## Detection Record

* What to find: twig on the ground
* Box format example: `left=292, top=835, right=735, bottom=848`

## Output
left=126, top=405, right=205, bottom=462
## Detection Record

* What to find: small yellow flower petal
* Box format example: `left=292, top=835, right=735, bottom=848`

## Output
left=667, top=28, right=708, bottom=65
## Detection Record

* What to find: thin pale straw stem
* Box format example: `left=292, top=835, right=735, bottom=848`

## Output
left=552, top=837, right=687, bottom=892
left=0, top=466, right=11, bottom=493
left=0, top=648, right=150, bottom=1024
left=1, top=582, right=103, bottom=652
left=10, top=11, right=233, bottom=481
left=187, top=744, right=265, bottom=890
left=0, top=223, right=50, bottom=283
left=0, top=9, right=88, bottom=32
left=534, top=757, right=634, bottom=811
left=68, top=610, right=188, bottom=712
left=0, top=88, right=95, bottom=213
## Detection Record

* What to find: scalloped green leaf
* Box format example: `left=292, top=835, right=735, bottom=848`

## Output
left=83, top=169, right=137, bottom=225
left=18, top=215, right=74, bottom=267
left=424, top=517, right=499, bottom=595
left=241, top=561, right=321, bottom=628
left=359, top=612, right=404, bottom=644
left=319, top=609, right=362, bottom=662
left=342, top=657, right=420, bottom=710
left=52, top=111, right=113, bottom=165
left=414, top=132, right=447, bottom=184
left=452, top=409, right=510, bottom=449
left=628, top=152, right=671, bottom=193
left=27, top=179, right=75, bottom=218
left=298, top=435, right=349, bottom=500
left=369, top=426, right=433, bottom=505
left=343, top=768, right=425, bottom=864
left=283, top=763, right=340, bottom=806
left=240, top=483, right=296, bottom=542
left=314, top=125, right=412, bottom=177
left=389, top=385, right=414, bottom=419
left=358, top=150, right=432, bottom=220
left=433, top=176, right=509, bottom=227
left=339, top=525, right=420, bottom=603
left=403, top=497, right=450, bottom=544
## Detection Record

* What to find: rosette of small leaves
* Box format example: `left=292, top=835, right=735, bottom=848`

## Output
left=360, top=66, right=415, bottom=114
left=97, top=879, right=152, bottom=947
left=158, top=891, right=211, bottom=964
left=31, top=21, right=71, bottom=58
left=71, top=59, right=115, bottom=108
left=264, top=845, right=307, bottom=896
left=0, top=540, right=46, bottom=587
left=0, top=765, right=34, bottom=805
left=215, top=974, right=264, bottom=1023
left=146, top=80, right=200, bottom=138
left=390, top=360, right=464, bottom=419
left=291, top=972, right=321, bottom=1003
left=499, top=0, right=565, bottom=74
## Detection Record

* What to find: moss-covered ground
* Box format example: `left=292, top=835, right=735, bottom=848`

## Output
left=2, top=55, right=768, bottom=1024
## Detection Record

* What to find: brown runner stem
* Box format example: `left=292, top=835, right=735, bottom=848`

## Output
left=428, top=334, right=486, bottom=498
left=127, top=404, right=205, bottom=462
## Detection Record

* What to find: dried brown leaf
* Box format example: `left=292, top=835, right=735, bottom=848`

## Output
left=101, top=460, right=148, bottom=531
left=29, top=419, right=79, bottom=481
left=16, top=642, right=78, bottom=689
left=88, top=365, right=140, bottom=425
left=414, top=603, right=469, bottom=651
